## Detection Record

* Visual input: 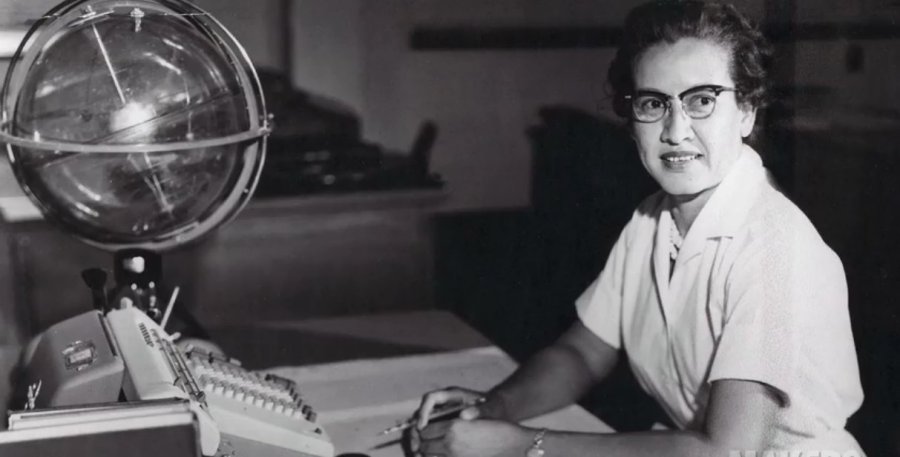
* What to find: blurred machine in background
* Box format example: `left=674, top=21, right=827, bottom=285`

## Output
left=255, top=69, right=442, bottom=196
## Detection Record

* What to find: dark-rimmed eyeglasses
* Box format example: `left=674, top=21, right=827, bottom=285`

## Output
left=624, top=85, right=738, bottom=123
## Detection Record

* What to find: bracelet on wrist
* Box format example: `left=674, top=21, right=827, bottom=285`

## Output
left=525, top=428, right=547, bottom=457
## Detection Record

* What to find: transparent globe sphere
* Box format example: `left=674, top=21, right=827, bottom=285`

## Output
left=0, top=0, right=269, bottom=251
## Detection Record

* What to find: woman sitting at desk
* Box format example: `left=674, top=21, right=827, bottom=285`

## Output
left=412, top=1, right=865, bottom=456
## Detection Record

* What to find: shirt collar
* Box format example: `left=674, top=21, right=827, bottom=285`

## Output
left=666, top=144, right=768, bottom=258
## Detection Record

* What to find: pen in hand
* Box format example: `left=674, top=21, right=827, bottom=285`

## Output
left=378, top=398, right=486, bottom=435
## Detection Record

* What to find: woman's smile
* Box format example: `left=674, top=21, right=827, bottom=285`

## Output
left=661, top=151, right=703, bottom=170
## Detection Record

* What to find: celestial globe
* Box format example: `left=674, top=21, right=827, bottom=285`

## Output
left=0, top=0, right=269, bottom=251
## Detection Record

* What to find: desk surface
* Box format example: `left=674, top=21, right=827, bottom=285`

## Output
left=272, top=346, right=611, bottom=457
left=0, top=311, right=611, bottom=455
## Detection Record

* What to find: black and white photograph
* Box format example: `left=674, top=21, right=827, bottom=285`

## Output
left=0, top=0, right=896, bottom=456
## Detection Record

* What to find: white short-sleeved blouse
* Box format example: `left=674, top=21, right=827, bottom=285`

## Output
left=576, top=145, right=865, bottom=453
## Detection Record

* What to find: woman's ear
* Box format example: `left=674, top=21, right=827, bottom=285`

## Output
left=740, top=106, right=758, bottom=138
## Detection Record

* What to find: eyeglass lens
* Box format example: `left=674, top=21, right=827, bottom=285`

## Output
left=631, top=87, right=725, bottom=122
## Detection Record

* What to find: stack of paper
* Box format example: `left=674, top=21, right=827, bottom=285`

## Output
left=0, top=399, right=201, bottom=457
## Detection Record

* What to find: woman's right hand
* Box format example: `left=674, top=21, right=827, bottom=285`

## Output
left=415, top=387, right=486, bottom=429
left=408, top=386, right=492, bottom=455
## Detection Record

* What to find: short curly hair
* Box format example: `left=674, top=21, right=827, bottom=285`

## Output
left=608, top=0, right=773, bottom=118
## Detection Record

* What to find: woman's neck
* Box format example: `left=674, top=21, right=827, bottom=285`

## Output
left=669, top=186, right=717, bottom=236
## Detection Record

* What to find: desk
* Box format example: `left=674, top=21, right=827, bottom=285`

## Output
left=271, top=347, right=611, bottom=457
left=0, top=310, right=610, bottom=453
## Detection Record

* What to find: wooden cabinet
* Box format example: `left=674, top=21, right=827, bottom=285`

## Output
left=170, top=190, right=445, bottom=326
left=0, top=189, right=446, bottom=340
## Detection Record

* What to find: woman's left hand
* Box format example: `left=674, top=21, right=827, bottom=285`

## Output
left=412, top=418, right=531, bottom=457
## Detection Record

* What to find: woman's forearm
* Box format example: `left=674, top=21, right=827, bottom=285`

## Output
left=537, top=429, right=727, bottom=457
left=513, top=379, right=779, bottom=457
left=483, top=331, right=619, bottom=421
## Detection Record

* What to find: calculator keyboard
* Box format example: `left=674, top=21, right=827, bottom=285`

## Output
left=185, top=348, right=334, bottom=457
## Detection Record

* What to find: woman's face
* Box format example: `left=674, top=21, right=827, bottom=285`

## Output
left=631, top=37, right=757, bottom=197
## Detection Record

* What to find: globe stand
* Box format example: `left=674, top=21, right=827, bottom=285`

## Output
left=110, top=249, right=164, bottom=319
left=81, top=249, right=164, bottom=316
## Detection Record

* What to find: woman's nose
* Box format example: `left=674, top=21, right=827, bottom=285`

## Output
left=660, top=103, right=695, bottom=144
